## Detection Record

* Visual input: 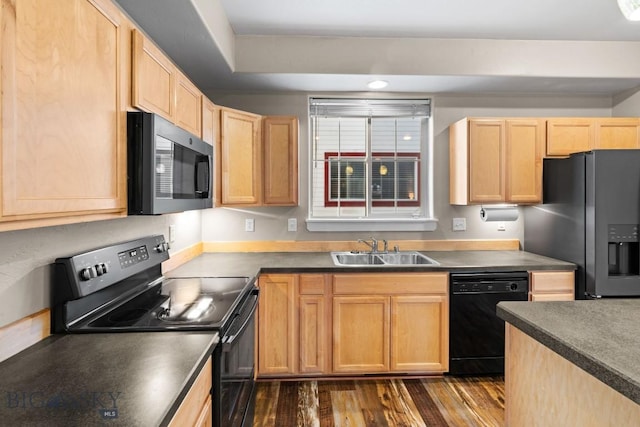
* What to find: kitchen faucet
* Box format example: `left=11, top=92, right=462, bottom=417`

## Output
left=357, top=237, right=389, bottom=253
left=358, top=237, right=379, bottom=253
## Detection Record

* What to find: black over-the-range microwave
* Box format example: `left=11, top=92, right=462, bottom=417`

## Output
left=127, top=111, right=213, bottom=215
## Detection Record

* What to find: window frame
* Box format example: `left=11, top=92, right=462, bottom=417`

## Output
left=306, top=97, right=437, bottom=232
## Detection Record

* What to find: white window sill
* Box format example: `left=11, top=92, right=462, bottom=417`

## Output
left=305, top=217, right=438, bottom=232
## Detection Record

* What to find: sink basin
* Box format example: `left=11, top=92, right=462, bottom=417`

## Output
left=332, top=253, right=385, bottom=265
left=331, top=251, right=439, bottom=267
left=377, top=252, right=437, bottom=265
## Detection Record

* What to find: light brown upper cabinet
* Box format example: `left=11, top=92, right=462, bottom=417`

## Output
left=218, top=108, right=263, bottom=206
left=132, top=29, right=175, bottom=121
left=263, top=116, right=299, bottom=206
left=175, top=70, right=202, bottom=137
left=546, top=117, right=640, bottom=156
left=201, top=98, right=219, bottom=146
left=0, top=0, right=129, bottom=231
left=594, top=118, right=640, bottom=149
left=450, top=118, right=544, bottom=205
left=218, top=110, right=299, bottom=207
left=132, top=28, right=206, bottom=138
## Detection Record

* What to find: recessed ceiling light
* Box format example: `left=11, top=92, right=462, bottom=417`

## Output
left=367, top=80, right=388, bottom=89
left=618, top=0, right=640, bottom=20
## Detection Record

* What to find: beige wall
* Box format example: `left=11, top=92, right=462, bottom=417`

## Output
left=0, top=211, right=201, bottom=328
left=202, top=91, right=612, bottom=243
left=613, top=88, right=640, bottom=116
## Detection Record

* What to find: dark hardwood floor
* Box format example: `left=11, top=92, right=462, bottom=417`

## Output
left=253, top=376, right=504, bottom=427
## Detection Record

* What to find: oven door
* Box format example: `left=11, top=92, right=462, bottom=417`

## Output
left=214, top=287, right=258, bottom=427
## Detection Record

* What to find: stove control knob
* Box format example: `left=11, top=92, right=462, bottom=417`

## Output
left=154, top=243, right=170, bottom=253
left=95, top=263, right=109, bottom=276
left=80, top=266, right=97, bottom=281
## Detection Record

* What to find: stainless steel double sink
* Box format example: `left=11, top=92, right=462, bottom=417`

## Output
left=331, top=251, right=439, bottom=267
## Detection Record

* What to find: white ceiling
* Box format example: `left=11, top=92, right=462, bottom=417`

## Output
left=114, top=0, right=640, bottom=96
left=221, top=0, right=640, bottom=41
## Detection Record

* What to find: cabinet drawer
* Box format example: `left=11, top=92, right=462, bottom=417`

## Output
left=530, top=271, right=575, bottom=293
left=530, top=292, right=574, bottom=302
left=333, top=273, right=448, bottom=295
left=299, top=274, right=326, bottom=295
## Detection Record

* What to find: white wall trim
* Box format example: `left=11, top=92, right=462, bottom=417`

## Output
left=305, top=217, right=438, bottom=232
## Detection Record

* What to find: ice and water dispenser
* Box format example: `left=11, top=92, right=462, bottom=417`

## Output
left=608, top=224, right=639, bottom=276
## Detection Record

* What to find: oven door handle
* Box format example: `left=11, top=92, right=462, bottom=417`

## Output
left=222, top=288, right=259, bottom=351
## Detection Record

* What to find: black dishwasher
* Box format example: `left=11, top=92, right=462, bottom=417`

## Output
left=449, top=271, right=528, bottom=375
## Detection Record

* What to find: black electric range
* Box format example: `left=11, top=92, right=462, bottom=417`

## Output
left=51, top=235, right=257, bottom=427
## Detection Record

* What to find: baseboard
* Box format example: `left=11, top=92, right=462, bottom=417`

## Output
left=0, top=309, right=50, bottom=363
left=162, top=242, right=204, bottom=273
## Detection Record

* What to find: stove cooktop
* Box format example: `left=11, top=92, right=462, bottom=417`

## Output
left=53, top=235, right=256, bottom=334
left=83, top=276, right=252, bottom=331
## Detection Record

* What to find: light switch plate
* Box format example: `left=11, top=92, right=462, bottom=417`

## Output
left=245, top=218, right=255, bottom=232
left=287, top=218, right=297, bottom=232
left=452, top=217, right=466, bottom=231
left=168, top=224, right=176, bottom=243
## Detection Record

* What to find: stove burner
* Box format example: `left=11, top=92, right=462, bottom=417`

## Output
left=156, top=296, right=217, bottom=323
left=105, top=308, right=149, bottom=326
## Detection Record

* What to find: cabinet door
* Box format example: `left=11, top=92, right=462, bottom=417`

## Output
left=175, top=70, right=202, bottom=136
left=333, top=296, right=389, bottom=373
left=546, top=118, right=594, bottom=156
left=594, top=118, right=640, bottom=149
left=1, top=0, right=127, bottom=222
left=468, top=119, right=505, bottom=203
left=131, top=29, right=175, bottom=120
left=505, top=119, right=544, bottom=204
left=257, top=274, right=297, bottom=375
left=219, top=108, right=262, bottom=206
left=201, top=98, right=219, bottom=146
left=299, top=296, right=326, bottom=374
left=263, top=116, right=298, bottom=206
left=391, top=295, right=448, bottom=372
left=169, top=358, right=212, bottom=427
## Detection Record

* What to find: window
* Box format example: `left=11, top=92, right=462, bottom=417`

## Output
left=307, top=98, right=436, bottom=232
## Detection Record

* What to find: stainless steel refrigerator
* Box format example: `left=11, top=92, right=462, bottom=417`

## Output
left=524, top=149, right=640, bottom=299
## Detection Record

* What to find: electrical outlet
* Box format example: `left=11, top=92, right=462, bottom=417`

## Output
left=287, top=218, right=297, bottom=232
left=168, top=224, right=176, bottom=243
left=452, top=217, right=466, bottom=231
left=497, top=222, right=506, bottom=231
left=245, top=218, right=255, bottom=232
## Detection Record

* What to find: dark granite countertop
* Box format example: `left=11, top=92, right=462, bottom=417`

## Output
left=0, top=332, right=218, bottom=426
left=167, top=250, right=575, bottom=278
left=497, top=299, right=640, bottom=405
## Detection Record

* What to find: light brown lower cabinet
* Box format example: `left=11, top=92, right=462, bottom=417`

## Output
left=257, top=274, right=298, bottom=375
left=332, top=273, right=449, bottom=374
left=333, top=295, right=390, bottom=373
left=391, top=294, right=449, bottom=372
left=257, top=272, right=448, bottom=377
left=257, top=272, right=449, bottom=378
left=169, top=358, right=212, bottom=427
left=529, top=270, right=575, bottom=301
left=298, top=274, right=330, bottom=374
left=257, top=273, right=330, bottom=377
